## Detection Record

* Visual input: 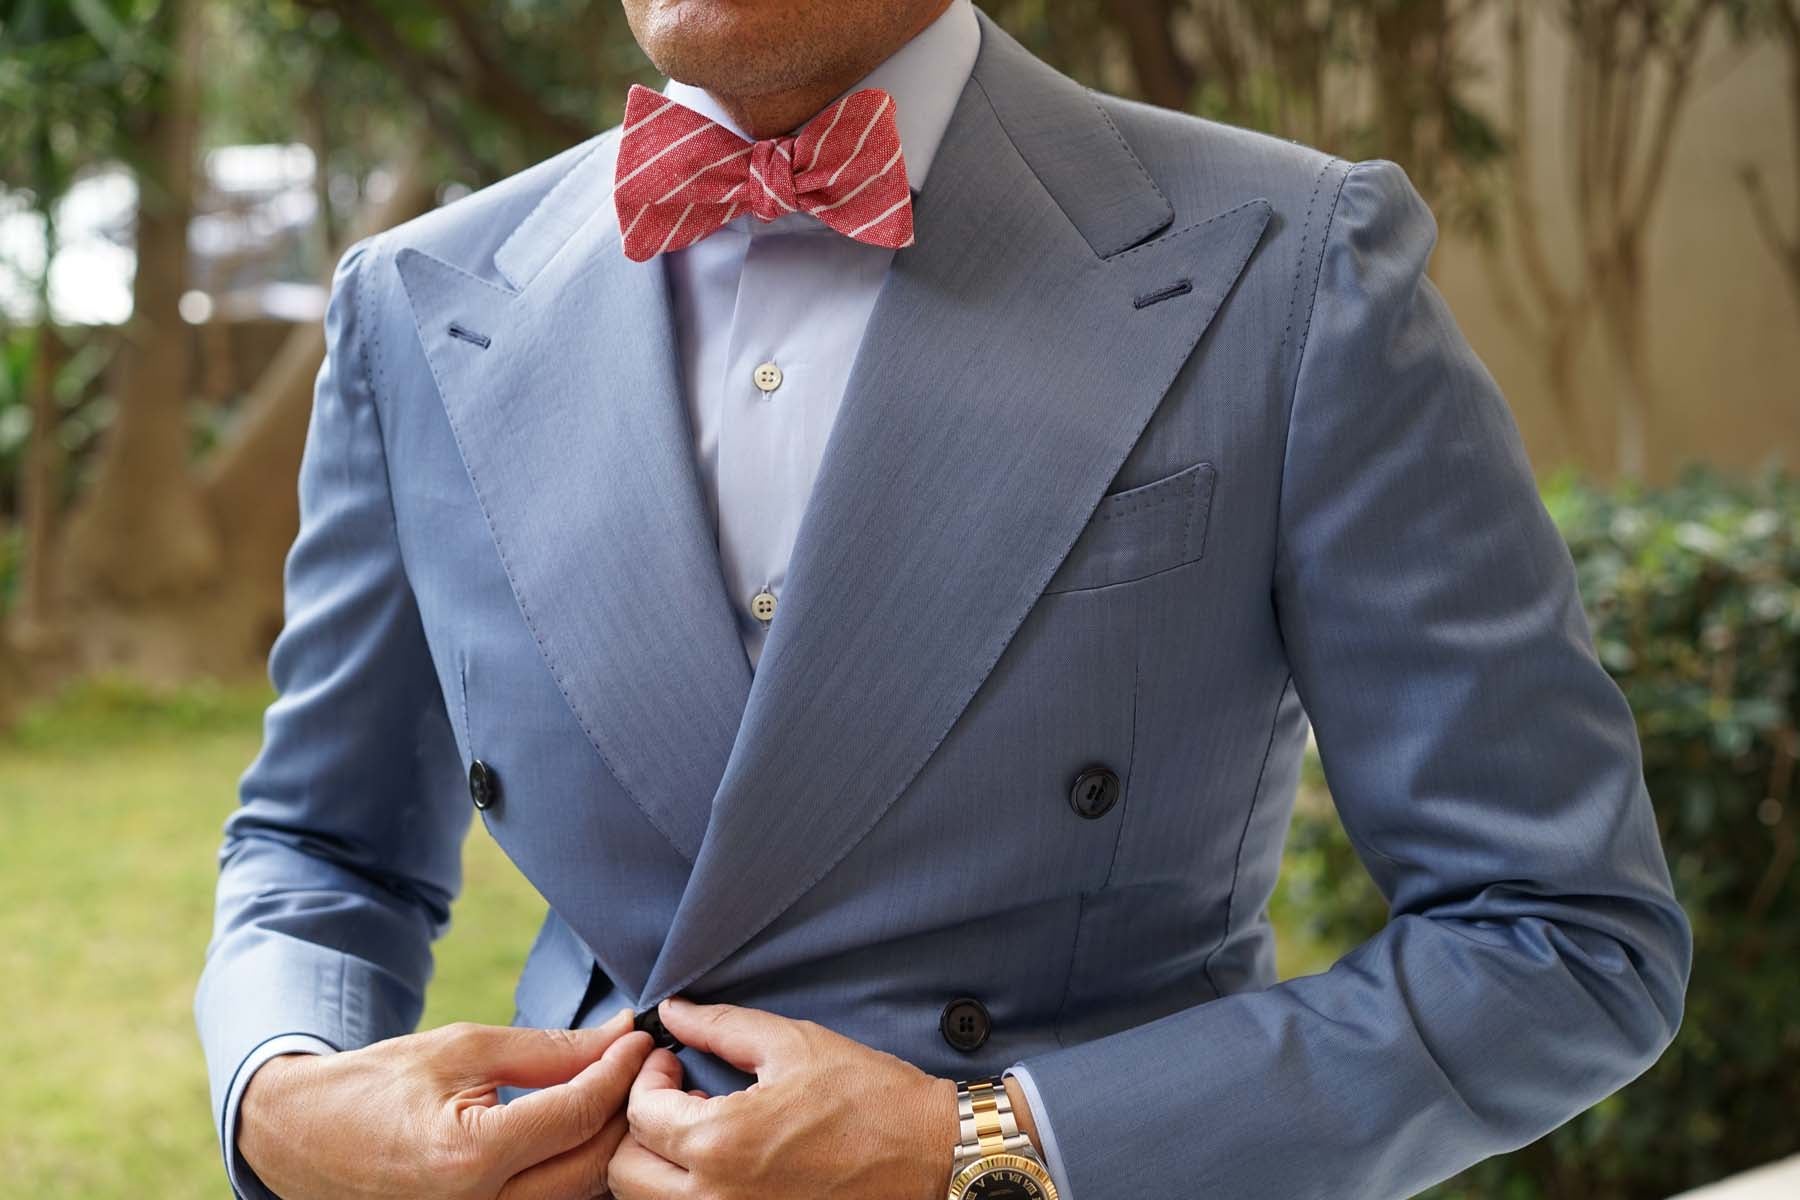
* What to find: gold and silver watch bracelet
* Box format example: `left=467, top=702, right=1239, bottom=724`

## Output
left=952, top=1075, right=1039, bottom=1172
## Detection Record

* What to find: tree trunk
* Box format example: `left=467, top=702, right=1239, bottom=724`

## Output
left=0, top=635, right=24, bottom=729
left=14, top=322, right=66, bottom=649
left=41, top=157, right=435, bottom=683
left=1597, top=242, right=1653, bottom=481
left=1784, top=0, right=1800, bottom=310
left=1740, top=0, right=1800, bottom=313
left=16, top=143, right=68, bottom=654
left=1106, top=0, right=1195, bottom=110
left=1547, top=315, right=1600, bottom=473
left=44, top=0, right=445, bottom=682
left=58, top=0, right=220, bottom=603
left=198, top=153, right=436, bottom=668
left=1483, top=0, right=1603, bottom=474
left=302, top=70, right=339, bottom=251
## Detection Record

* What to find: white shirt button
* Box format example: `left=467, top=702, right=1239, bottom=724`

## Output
left=753, top=361, right=783, bottom=393
left=750, top=589, right=778, bottom=622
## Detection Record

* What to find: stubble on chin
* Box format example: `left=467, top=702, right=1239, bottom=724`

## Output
left=628, top=0, right=907, bottom=102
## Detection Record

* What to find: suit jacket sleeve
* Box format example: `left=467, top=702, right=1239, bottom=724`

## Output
left=192, top=233, right=473, bottom=1197
left=1008, top=158, right=1692, bottom=1199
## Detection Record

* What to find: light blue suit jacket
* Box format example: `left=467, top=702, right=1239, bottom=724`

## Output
left=196, top=8, right=1691, bottom=1197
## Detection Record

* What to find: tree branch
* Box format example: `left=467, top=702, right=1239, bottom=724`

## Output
left=294, top=0, right=485, bottom=181
left=1508, top=0, right=1576, bottom=313
left=425, top=0, right=591, bottom=150
left=1624, top=2, right=1719, bottom=234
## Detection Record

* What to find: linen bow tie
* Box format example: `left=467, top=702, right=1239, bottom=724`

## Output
left=613, top=81, right=916, bottom=262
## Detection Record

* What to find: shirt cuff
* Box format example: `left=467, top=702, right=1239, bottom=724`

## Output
left=1005, top=1062, right=1074, bottom=1200
left=221, top=1033, right=338, bottom=1200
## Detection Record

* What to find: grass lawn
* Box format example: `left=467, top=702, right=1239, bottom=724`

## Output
left=0, top=678, right=547, bottom=1198
left=0, top=677, right=1343, bottom=1198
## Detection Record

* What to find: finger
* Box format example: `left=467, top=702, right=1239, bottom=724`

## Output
left=625, top=1048, right=706, bottom=1163
left=607, top=1133, right=691, bottom=1200
left=497, top=1109, right=630, bottom=1200
left=438, top=1007, right=638, bottom=1090
left=632, top=1046, right=685, bottom=1094
left=654, top=995, right=792, bottom=1075
left=487, top=1028, right=653, bottom=1176
left=686, top=1089, right=708, bottom=1099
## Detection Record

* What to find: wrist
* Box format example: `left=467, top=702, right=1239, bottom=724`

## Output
left=238, top=1052, right=315, bottom=1167
left=1001, top=1073, right=1041, bottom=1148
left=922, top=1075, right=961, bottom=1200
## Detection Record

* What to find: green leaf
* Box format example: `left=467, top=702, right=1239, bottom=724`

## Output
left=66, top=0, right=128, bottom=56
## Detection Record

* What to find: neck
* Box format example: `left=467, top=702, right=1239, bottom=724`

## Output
left=708, top=0, right=951, bottom=139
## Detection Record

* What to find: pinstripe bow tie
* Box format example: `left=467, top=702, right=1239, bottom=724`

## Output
left=613, top=81, right=915, bottom=262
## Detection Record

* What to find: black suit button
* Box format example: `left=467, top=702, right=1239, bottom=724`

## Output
left=1069, top=764, right=1121, bottom=819
left=940, top=996, right=991, bottom=1053
left=634, top=1005, right=685, bottom=1052
left=468, top=759, right=499, bottom=811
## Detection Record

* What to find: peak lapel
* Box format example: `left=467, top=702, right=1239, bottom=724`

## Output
left=393, top=129, right=751, bottom=864
left=639, top=9, right=1273, bottom=1003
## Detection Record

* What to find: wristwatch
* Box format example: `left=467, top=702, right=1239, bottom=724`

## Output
left=946, top=1075, right=1060, bottom=1199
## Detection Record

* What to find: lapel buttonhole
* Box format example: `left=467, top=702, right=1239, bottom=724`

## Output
left=1133, top=278, right=1194, bottom=310
left=448, top=321, right=492, bottom=349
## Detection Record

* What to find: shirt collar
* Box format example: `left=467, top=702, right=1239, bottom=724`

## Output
left=656, top=0, right=979, bottom=199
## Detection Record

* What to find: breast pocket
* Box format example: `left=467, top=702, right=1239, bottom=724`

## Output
left=1041, top=460, right=1218, bottom=594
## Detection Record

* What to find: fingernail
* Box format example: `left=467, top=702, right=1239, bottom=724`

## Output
left=613, top=1005, right=634, bottom=1027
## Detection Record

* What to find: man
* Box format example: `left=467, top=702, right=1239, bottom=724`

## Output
left=195, top=0, right=1693, bottom=1196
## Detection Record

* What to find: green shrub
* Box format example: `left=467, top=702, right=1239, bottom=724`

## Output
left=1278, top=464, right=1800, bottom=1199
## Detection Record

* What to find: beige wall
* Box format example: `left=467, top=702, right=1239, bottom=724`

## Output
left=1429, top=13, right=1798, bottom=483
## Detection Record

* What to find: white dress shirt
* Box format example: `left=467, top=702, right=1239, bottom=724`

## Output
left=224, top=4, right=1073, bottom=1197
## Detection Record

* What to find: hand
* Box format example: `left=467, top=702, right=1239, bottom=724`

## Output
left=609, top=996, right=960, bottom=1200
left=238, top=1006, right=655, bottom=1199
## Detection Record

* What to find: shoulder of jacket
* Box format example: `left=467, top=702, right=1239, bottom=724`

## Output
left=368, top=128, right=618, bottom=276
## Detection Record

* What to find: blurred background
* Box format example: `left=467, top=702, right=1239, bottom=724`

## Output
left=1, top=1, right=1795, bottom=1196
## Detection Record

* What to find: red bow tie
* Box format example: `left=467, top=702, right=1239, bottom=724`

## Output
left=613, top=81, right=916, bottom=262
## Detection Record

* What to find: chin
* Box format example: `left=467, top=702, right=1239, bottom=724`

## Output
left=631, top=0, right=822, bottom=75
left=626, top=0, right=864, bottom=96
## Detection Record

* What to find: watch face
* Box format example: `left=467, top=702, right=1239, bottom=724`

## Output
left=953, top=1155, right=1057, bottom=1200
left=964, top=1171, right=1050, bottom=1200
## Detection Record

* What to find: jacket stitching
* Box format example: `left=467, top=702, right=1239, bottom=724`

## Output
left=1272, top=159, right=1355, bottom=579
left=1202, top=673, right=1293, bottom=993
left=397, top=261, right=695, bottom=867
left=495, top=130, right=615, bottom=288
left=458, top=655, right=472, bottom=761
left=1047, top=466, right=1216, bottom=595
left=357, top=236, right=414, bottom=594
left=1109, top=196, right=1271, bottom=264
left=1085, top=88, right=1168, bottom=209
left=1050, top=890, right=1085, bottom=1049
left=1052, top=617, right=1141, bottom=1045
left=1097, top=473, right=1195, bottom=520
left=1042, top=551, right=1209, bottom=597
left=1276, top=158, right=1341, bottom=366
left=1181, top=473, right=1197, bottom=559
left=1103, top=634, right=1141, bottom=890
